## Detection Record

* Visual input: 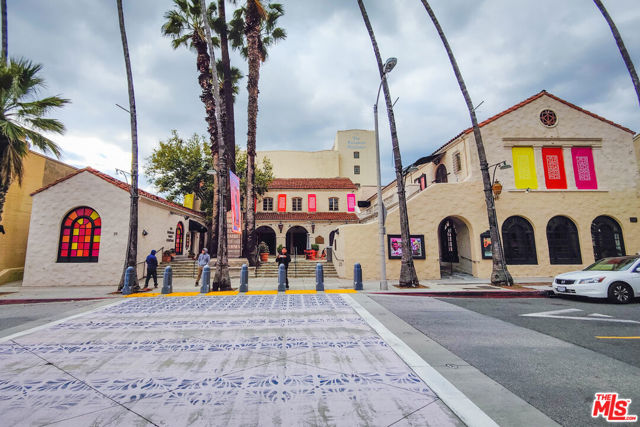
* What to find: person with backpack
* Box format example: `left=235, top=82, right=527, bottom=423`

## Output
left=145, top=250, right=159, bottom=289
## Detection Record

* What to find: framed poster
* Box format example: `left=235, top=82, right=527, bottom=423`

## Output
left=480, top=231, right=492, bottom=259
left=387, top=234, right=426, bottom=260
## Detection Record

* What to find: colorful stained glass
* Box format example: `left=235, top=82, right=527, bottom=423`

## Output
left=57, top=206, right=101, bottom=263
left=175, top=222, right=184, bottom=255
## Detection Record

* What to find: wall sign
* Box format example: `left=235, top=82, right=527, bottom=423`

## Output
left=308, top=194, right=316, bottom=212
left=571, top=147, right=598, bottom=189
left=347, top=194, right=356, bottom=212
left=512, top=146, right=538, bottom=189
left=277, top=194, right=287, bottom=212
left=541, top=147, right=567, bottom=189
left=480, top=231, right=492, bottom=259
left=387, top=234, right=426, bottom=260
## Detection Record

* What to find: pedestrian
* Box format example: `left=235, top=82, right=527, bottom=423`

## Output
left=145, top=250, right=158, bottom=289
left=275, top=247, right=291, bottom=289
left=195, top=248, right=210, bottom=287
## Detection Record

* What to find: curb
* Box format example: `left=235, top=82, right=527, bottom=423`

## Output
left=370, top=290, right=552, bottom=298
left=0, top=297, right=115, bottom=305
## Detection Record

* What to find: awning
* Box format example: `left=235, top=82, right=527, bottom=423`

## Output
left=189, top=220, right=207, bottom=233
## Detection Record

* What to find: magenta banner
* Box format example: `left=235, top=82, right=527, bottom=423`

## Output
left=571, top=147, right=597, bottom=189
left=347, top=194, right=356, bottom=212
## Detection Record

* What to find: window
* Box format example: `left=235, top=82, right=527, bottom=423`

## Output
left=292, top=197, right=302, bottom=211
left=354, top=165, right=360, bottom=175
left=453, top=152, right=462, bottom=173
left=263, top=197, right=273, bottom=211
left=57, top=206, right=101, bottom=263
left=502, top=216, right=538, bottom=265
left=547, top=216, right=581, bottom=264
left=591, top=216, right=625, bottom=260
left=175, top=222, right=184, bottom=255
left=435, top=164, right=448, bottom=183
left=540, top=109, right=557, bottom=127
left=329, top=197, right=339, bottom=211
left=354, top=151, right=360, bottom=159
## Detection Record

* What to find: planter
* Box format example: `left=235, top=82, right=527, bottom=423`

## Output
left=162, top=255, right=172, bottom=263
left=260, top=252, right=269, bottom=262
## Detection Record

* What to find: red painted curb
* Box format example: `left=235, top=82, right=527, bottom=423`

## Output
left=0, top=297, right=115, bottom=305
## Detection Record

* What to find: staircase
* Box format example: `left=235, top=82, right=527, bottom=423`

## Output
left=255, top=258, right=338, bottom=278
left=158, top=256, right=255, bottom=279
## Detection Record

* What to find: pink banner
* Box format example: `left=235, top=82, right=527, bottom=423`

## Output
left=229, top=171, right=242, bottom=234
left=308, top=194, right=316, bottom=212
left=571, top=147, right=597, bottom=189
left=347, top=194, right=356, bottom=212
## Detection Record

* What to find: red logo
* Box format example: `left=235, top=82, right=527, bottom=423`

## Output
left=592, top=393, right=637, bottom=422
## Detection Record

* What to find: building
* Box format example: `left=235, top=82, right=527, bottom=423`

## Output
left=0, top=151, right=76, bottom=285
left=23, top=168, right=207, bottom=287
left=333, top=91, right=639, bottom=280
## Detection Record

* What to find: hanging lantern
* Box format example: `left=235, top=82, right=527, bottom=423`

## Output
left=492, top=180, right=503, bottom=198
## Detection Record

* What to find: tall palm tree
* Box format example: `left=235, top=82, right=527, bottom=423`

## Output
left=593, top=0, right=640, bottom=108
left=215, top=0, right=236, bottom=173
left=116, top=0, right=140, bottom=290
left=357, top=0, right=419, bottom=287
left=419, top=0, right=512, bottom=285
left=229, top=1, right=285, bottom=267
left=1, top=0, right=7, bottom=65
left=0, top=58, right=69, bottom=233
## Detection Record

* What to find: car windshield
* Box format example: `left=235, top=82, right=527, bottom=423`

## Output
left=584, top=256, right=639, bottom=271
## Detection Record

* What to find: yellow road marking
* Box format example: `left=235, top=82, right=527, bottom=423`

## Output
left=206, top=291, right=239, bottom=296
left=163, top=292, right=200, bottom=297
left=124, top=293, right=160, bottom=298
left=285, top=290, right=317, bottom=294
left=596, top=336, right=640, bottom=340
left=325, top=289, right=357, bottom=294
left=245, top=290, right=279, bottom=295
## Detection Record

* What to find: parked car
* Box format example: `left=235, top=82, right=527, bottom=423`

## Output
left=552, top=255, right=640, bottom=304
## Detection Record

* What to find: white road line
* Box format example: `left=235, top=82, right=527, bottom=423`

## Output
left=521, top=308, right=640, bottom=324
left=342, top=294, right=498, bottom=427
left=588, top=313, right=613, bottom=318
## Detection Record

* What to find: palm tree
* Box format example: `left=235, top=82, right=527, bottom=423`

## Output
left=1, top=0, right=7, bottom=65
left=418, top=0, right=512, bottom=285
left=357, top=0, right=419, bottom=287
left=593, top=0, right=640, bottom=108
left=0, top=58, right=69, bottom=233
left=229, top=1, right=285, bottom=267
left=215, top=0, right=236, bottom=173
left=116, top=0, right=140, bottom=290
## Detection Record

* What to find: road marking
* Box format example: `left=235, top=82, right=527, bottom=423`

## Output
left=596, top=336, right=640, bottom=340
left=521, top=308, right=640, bottom=324
left=588, top=313, right=612, bottom=318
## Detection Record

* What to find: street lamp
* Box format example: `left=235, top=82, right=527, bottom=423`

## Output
left=374, top=57, right=397, bottom=290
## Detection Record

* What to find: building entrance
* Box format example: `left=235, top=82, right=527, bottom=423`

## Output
left=438, top=216, right=472, bottom=276
left=286, top=226, right=308, bottom=257
left=256, top=226, right=277, bottom=255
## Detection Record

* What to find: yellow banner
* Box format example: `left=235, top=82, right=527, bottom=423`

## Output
left=512, top=147, right=538, bottom=189
left=183, top=193, right=194, bottom=209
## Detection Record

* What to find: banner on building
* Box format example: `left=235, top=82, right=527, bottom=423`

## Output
left=229, top=171, right=242, bottom=234
left=278, top=194, right=286, bottom=212
left=347, top=194, right=356, bottom=212
left=512, top=146, right=538, bottom=189
left=183, top=193, right=194, bottom=209
left=541, top=147, right=567, bottom=189
left=308, top=194, right=316, bottom=212
left=571, top=147, right=598, bottom=189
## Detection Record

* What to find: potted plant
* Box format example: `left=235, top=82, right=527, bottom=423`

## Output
left=258, top=241, right=270, bottom=262
left=162, top=250, right=172, bottom=263
left=277, top=244, right=284, bottom=254
left=311, top=243, right=319, bottom=258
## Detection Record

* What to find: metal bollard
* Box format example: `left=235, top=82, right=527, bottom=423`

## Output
left=277, top=263, right=286, bottom=292
left=200, top=265, right=210, bottom=293
left=315, top=263, right=324, bottom=291
left=353, top=263, right=363, bottom=290
left=161, top=266, right=173, bottom=294
left=239, top=264, right=249, bottom=292
left=121, top=266, right=135, bottom=295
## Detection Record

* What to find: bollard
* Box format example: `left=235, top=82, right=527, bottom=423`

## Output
left=239, top=264, right=249, bottom=292
left=277, top=263, right=286, bottom=292
left=200, top=265, right=210, bottom=293
left=353, top=263, right=363, bottom=290
left=121, top=266, right=136, bottom=295
left=161, top=266, right=173, bottom=294
left=315, top=263, right=324, bottom=291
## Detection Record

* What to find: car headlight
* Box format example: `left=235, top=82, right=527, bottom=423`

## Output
left=578, top=277, right=606, bottom=284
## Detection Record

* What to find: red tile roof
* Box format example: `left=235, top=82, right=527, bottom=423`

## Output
left=31, top=167, right=203, bottom=216
left=268, top=178, right=357, bottom=190
left=256, top=212, right=359, bottom=222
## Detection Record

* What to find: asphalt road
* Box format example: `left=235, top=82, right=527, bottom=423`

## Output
left=370, top=294, right=640, bottom=427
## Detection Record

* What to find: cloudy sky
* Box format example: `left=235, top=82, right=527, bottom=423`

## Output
left=11, top=0, right=640, bottom=192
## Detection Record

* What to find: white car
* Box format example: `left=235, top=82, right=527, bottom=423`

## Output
left=552, top=256, right=640, bottom=304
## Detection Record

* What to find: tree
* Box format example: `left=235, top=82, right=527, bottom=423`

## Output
left=418, top=0, right=512, bottom=285
left=1, top=0, right=7, bottom=65
left=229, top=1, right=285, bottom=267
left=0, top=59, right=69, bottom=233
left=235, top=146, right=273, bottom=206
left=116, top=0, right=140, bottom=290
left=215, top=0, right=236, bottom=173
left=357, top=0, right=419, bottom=287
left=593, top=0, right=640, bottom=109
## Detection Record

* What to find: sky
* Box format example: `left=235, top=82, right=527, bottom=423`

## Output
left=10, top=0, right=640, bottom=194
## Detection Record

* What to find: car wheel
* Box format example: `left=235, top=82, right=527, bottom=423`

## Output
left=608, top=282, right=634, bottom=304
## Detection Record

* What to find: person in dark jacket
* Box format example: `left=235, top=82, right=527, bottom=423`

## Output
left=145, top=250, right=159, bottom=288
left=275, top=247, right=291, bottom=289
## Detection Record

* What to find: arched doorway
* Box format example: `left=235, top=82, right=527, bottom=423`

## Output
left=286, top=226, right=308, bottom=256
left=437, top=216, right=472, bottom=275
left=256, top=226, right=277, bottom=255
left=591, top=216, right=625, bottom=260
left=547, top=216, right=581, bottom=264
left=175, top=222, right=184, bottom=255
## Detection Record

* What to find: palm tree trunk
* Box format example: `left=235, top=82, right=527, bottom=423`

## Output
left=218, top=0, right=236, bottom=174
left=1, top=0, right=7, bottom=65
left=419, top=0, right=512, bottom=285
left=116, top=0, right=139, bottom=290
left=593, top=0, right=640, bottom=108
left=357, top=0, right=419, bottom=287
left=243, top=0, right=260, bottom=267
left=0, top=181, right=9, bottom=232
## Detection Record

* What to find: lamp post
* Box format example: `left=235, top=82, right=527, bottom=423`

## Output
left=374, top=57, right=397, bottom=290
left=487, top=160, right=511, bottom=283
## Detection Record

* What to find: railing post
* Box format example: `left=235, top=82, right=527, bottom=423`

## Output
left=200, top=265, right=210, bottom=293
left=161, top=266, right=173, bottom=294
left=315, top=263, right=324, bottom=291
left=354, top=263, right=363, bottom=290
left=239, top=264, right=249, bottom=292
left=121, top=266, right=135, bottom=295
left=278, top=263, right=286, bottom=292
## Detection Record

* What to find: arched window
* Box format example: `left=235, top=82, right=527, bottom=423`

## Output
left=439, top=218, right=459, bottom=262
left=435, top=164, right=448, bottom=183
left=57, top=206, right=101, bottom=263
left=175, top=222, right=184, bottom=255
left=591, top=216, right=625, bottom=260
left=263, top=197, right=273, bottom=211
left=502, top=216, right=537, bottom=264
left=547, top=216, right=581, bottom=264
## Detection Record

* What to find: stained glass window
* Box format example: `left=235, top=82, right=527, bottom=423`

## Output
left=175, top=222, right=184, bottom=255
left=57, top=207, right=101, bottom=263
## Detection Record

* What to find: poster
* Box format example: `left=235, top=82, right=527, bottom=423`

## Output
left=512, top=146, right=538, bottom=189
left=541, top=147, right=567, bottom=189
left=387, top=234, right=426, bottom=260
left=571, top=147, right=598, bottom=189
left=308, top=194, right=316, bottom=212
left=229, top=171, right=241, bottom=234
left=347, top=194, right=356, bottom=212
left=183, top=193, right=194, bottom=209
left=480, top=231, right=492, bottom=259
left=278, top=194, right=286, bottom=212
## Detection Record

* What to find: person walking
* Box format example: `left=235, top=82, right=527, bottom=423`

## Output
left=275, top=247, right=291, bottom=289
left=195, top=248, right=210, bottom=286
left=144, top=250, right=159, bottom=289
